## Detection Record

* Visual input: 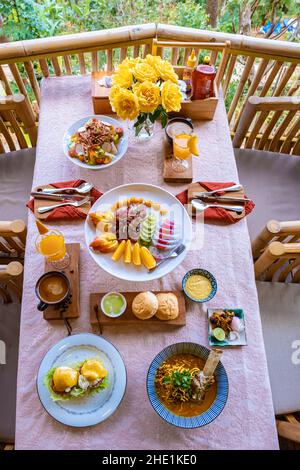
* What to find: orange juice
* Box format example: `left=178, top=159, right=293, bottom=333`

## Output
left=38, top=232, right=66, bottom=261
left=173, top=133, right=191, bottom=160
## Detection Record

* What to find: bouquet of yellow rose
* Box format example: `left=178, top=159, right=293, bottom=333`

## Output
left=109, top=54, right=182, bottom=137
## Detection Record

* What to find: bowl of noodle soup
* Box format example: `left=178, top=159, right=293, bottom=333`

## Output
left=147, top=342, right=228, bottom=428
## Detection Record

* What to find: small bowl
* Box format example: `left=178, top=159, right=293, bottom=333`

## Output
left=100, top=292, right=127, bottom=318
left=182, top=268, right=217, bottom=303
left=147, top=342, right=229, bottom=428
left=165, top=117, right=194, bottom=144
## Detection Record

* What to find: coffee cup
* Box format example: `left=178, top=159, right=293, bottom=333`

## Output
left=35, top=271, right=71, bottom=311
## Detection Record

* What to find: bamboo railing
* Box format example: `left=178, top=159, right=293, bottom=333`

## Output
left=0, top=23, right=299, bottom=153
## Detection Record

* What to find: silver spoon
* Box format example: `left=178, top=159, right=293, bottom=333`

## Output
left=192, top=199, right=243, bottom=214
left=41, top=182, right=93, bottom=195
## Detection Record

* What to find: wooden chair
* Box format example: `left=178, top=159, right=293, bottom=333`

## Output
left=253, top=220, right=300, bottom=444
left=233, top=95, right=300, bottom=155
left=0, top=220, right=27, bottom=264
left=0, top=93, right=37, bottom=152
left=0, top=261, right=23, bottom=302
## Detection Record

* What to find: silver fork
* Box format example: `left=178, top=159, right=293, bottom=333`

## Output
left=37, top=196, right=90, bottom=214
left=148, top=243, right=186, bottom=272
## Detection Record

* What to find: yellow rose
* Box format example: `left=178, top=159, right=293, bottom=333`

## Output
left=109, top=88, right=139, bottom=120
left=155, top=60, right=178, bottom=83
left=161, top=80, right=182, bottom=112
left=144, top=54, right=162, bottom=68
left=133, top=81, right=161, bottom=113
left=112, top=65, right=133, bottom=89
left=121, top=57, right=142, bottom=71
left=133, top=62, right=158, bottom=83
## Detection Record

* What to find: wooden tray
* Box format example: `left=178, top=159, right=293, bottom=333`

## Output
left=90, top=291, right=186, bottom=331
left=163, top=139, right=193, bottom=184
left=187, top=182, right=246, bottom=220
left=43, top=243, right=80, bottom=320
left=33, top=183, right=91, bottom=220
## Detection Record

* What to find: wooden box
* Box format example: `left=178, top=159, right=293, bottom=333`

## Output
left=91, top=71, right=115, bottom=115
left=174, top=66, right=219, bottom=121
left=91, top=68, right=219, bottom=120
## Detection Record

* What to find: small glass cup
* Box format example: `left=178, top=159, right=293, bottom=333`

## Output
left=172, top=134, right=192, bottom=173
left=36, top=229, right=70, bottom=270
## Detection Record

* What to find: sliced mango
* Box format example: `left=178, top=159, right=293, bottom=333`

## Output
left=132, top=242, right=141, bottom=266
left=111, top=240, right=126, bottom=261
left=140, top=246, right=156, bottom=270
left=188, top=135, right=199, bottom=156
left=124, top=239, right=132, bottom=264
left=35, top=219, right=49, bottom=235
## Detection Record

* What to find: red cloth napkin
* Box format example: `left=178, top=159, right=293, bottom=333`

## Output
left=176, top=181, right=255, bottom=224
left=27, top=180, right=103, bottom=221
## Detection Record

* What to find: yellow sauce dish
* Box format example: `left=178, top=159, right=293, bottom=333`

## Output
left=182, top=269, right=217, bottom=303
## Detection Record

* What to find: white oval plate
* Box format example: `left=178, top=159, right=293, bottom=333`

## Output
left=85, top=183, right=192, bottom=282
left=36, top=333, right=126, bottom=427
left=63, top=115, right=128, bottom=170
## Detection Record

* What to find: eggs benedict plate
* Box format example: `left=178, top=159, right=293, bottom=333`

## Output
left=37, top=333, right=126, bottom=427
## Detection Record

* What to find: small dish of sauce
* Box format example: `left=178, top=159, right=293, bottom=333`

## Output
left=182, top=269, right=217, bottom=302
left=101, top=292, right=127, bottom=318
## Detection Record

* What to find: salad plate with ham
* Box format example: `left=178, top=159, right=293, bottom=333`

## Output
left=63, top=115, right=128, bottom=170
left=85, top=183, right=192, bottom=282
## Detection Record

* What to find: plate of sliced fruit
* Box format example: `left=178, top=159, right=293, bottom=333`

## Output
left=85, top=184, right=192, bottom=281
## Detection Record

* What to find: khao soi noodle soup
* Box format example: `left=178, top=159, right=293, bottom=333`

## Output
left=155, top=354, right=217, bottom=418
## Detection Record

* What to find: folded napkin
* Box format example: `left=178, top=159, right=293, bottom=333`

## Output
left=176, top=181, right=255, bottom=224
left=27, top=179, right=103, bottom=221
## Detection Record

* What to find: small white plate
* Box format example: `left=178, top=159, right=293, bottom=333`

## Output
left=63, top=115, right=128, bottom=170
left=85, top=183, right=193, bottom=282
left=36, top=333, right=126, bottom=427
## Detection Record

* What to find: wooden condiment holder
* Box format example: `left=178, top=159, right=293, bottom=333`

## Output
left=90, top=290, right=186, bottom=332
left=92, top=71, right=114, bottom=115
left=43, top=243, right=80, bottom=320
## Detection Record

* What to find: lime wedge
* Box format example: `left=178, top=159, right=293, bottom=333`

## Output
left=213, top=327, right=226, bottom=342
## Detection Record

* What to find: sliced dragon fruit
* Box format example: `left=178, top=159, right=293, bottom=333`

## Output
left=153, top=219, right=178, bottom=251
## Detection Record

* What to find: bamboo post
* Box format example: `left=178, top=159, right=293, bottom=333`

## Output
left=273, top=63, right=297, bottom=96
left=8, top=63, right=28, bottom=96
left=78, top=53, right=86, bottom=74
left=269, top=110, right=298, bottom=152
left=92, top=51, right=98, bottom=72
left=281, top=115, right=300, bottom=154
left=63, top=55, right=72, bottom=75
left=276, top=420, right=300, bottom=444
left=260, top=61, right=283, bottom=96
left=171, top=47, right=180, bottom=66
left=233, top=58, right=269, bottom=132
left=0, top=65, right=12, bottom=94
left=0, top=261, right=24, bottom=301
left=0, top=115, right=16, bottom=151
left=24, top=61, right=40, bottom=104
left=292, top=137, right=300, bottom=156
left=7, top=109, right=28, bottom=149
left=254, top=241, right=285, bottom=279
left=215, top=41, right=231, bottom=89
left=228, top=56, right=255, bottom=124
left=51, top=56, right=62, bottom=76
left=39, top=58, right=50, bottom=77
left=15, top=94, right=37, bottom=146
left=252, top=219, right=281, bottom=259
left=232, top=96, right=259, bottom=148
left=223, top=55, right=237, bottom=96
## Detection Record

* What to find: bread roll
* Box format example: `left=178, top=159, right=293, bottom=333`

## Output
left=132, top=291, right=158, bottom=320
left=155, top=293, right=179, bottom=320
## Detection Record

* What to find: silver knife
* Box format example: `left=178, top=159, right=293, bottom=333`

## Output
left=195, top=195, right=250, bottom=203
left=31, top=191, right=93, bottom=201
left=148, top=243, right=186, bottom=272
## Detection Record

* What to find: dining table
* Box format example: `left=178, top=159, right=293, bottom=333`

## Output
left=15, top=74, right=279, bottom=450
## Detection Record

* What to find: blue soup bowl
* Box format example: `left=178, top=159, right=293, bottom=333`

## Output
left=182, top=268, right=217, bottom=303
left=147, top=342, right=229, bottom=429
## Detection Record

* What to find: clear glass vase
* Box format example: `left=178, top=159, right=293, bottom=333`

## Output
left=134, top=115, right=154, bottom=141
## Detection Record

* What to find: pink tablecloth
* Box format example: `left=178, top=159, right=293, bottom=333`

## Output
left=15, top=75, right=278, bottom=450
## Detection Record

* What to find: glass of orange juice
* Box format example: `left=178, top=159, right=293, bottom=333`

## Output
left=36, top=229, right=70, bottom=269
left=172, top=133, right=199, bottom=173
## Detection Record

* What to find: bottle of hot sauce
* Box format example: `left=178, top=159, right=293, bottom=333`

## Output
left=182, top=49, right=197, bottom=96
left=191, top=63, right=216, bottom=100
